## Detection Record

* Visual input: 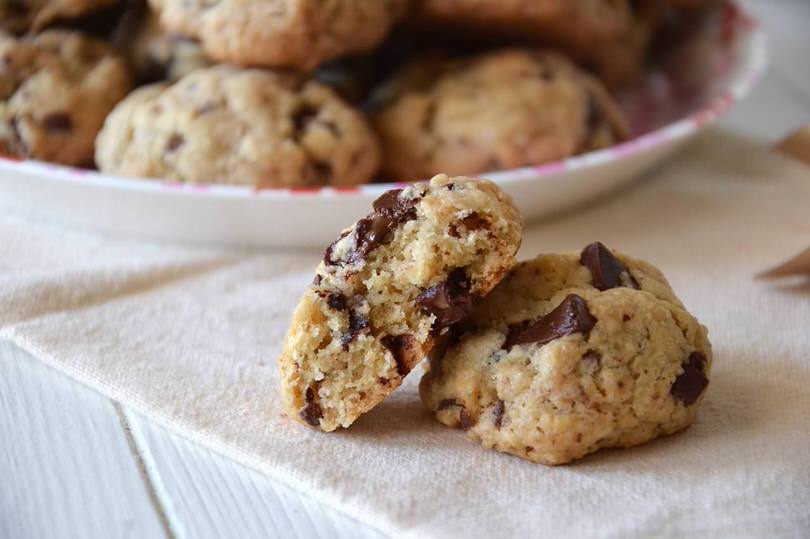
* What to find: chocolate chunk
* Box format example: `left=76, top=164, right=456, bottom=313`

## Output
left=311, top=161, right=332, bottom=182
left=166, top=133, right=184, bottom=152
left=449, top=212, right=489, bottom=237
left=380, top=334, right=417, bottom=377
left=312, top=274, right=322, bottom=286
left=459, top=408, right=474, bottom=430
left=326, top=293, right=346, bottom=310
left=416, top=268, right=475, bottom=330
left=580, top=242, right=639, bottom=291
left=437, top=398, right=459, bottom=411
left=43, top=113, right=72, bottom=132
left=493, top=400, right=505, bottom=428
left=372, top=189, right=407, bottom=215
left=340, top=310, right=369, bottom=349
left=670, top=352, right=709, bottom=406
left=504, top=294, right=597, bottom=349
left=300, top=387, right=323, bottom=427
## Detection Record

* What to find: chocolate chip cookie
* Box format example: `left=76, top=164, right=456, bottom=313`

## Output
left=1, top=0, right=116, bottom=33
left=279, top=175, right=522, bottom=431
left=420, top=242, right=712, bottom=465
left=371, top=48, right=629, bottom=182
left=0, top=30, right=132, bottom=167
left=95, top=65, right=380, bottom=187
left=148, top=0, right=408, bottom=71
left=410, top=0, right=657, bottom=88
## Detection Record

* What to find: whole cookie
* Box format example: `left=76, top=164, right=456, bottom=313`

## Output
left=0, top=30, right=132, bottom=167
left=1, top=0, right=116, bottom=33
left=149, top=0, right=408, bottom=71
left=420, top=242, right=712, bottom=465
left=410, top=0, right=657, bottom=88
left=95, top=65, right=380, bottom=187
left=279, top=174, right=522, bottom=432
left=371, top=49, right=629, bottom=182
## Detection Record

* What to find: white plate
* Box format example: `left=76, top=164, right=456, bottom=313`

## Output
left=0, top=2, right=765, bottom=248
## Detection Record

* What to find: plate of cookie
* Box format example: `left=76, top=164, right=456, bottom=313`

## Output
left=0, top=0, right=764, bottom=248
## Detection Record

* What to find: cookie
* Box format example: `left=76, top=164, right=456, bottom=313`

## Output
left=420, top=242, right=712, bottom=465
left=371, top=49, right=629, bottom=182
left=0, top=30, right=132, bottom=167
left=410, top=0, right=657, bottom=88
left=148, top=0, right=408, bottom=71
left=279, top=174, right=522, bottom=431
left=1, top=0, right=116, bottom=33
left=95, top=65, right=380, bottom=187
left=114, top=7, right=211, bottom=83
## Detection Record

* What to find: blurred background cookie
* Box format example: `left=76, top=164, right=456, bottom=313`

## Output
left=0, top=30, right=132, bottom=166
left=95, top=65, right=381, bottom=187
left=148, top=0, right=409, bottom=71
left=408, top=0, right=660, bottom=88
left=113, top=3, right=211, bottom=84
left=0, top=0, right=118, bottom=34
left=370, top=48, right=628, bottom=182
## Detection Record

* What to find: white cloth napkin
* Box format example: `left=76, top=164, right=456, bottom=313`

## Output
left=2, top=130, right=809, bottom=538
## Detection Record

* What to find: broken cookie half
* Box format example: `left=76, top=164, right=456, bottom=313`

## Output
left=279, top=174, right=522, bottom=431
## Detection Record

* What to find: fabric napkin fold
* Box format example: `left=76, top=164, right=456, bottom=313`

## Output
left=2, top=129, right=809, bottom=538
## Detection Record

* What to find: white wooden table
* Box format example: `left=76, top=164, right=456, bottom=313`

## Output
left=3, top=2, right=809, bottom=537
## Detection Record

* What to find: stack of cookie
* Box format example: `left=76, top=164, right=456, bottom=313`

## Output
left=279, top=176, right=712, bottom=465
left=0, top=0, right=719, bottom=186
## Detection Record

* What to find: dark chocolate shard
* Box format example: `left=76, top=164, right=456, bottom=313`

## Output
left=416, top=268, right=475, bottom=330
left=493, top=400, right=505, bottom=428
left=580, top=241, right=639, bottom=291
left=300, top=387, right=323, bottom=427
left=312, top=274, right=322, bottom=286
left=671, top=352, right=709, bottom=406
left=504, top=294, right=596, bottom=349
left=380, top=334, right=417, bottom=377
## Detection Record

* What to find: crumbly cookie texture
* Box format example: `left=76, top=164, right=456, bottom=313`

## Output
left=148, top=0, right=408, bottom=71
left=420, top=242, right=712, bottom=465
left=0, top=30, right=131, bottom=167
left=95, top=65, right=380, bottom=187
left=410, top=0, right=657, bottom=88
left=371, top=48, right=629, bottom=182
left=279, top=175, right=523, bottom=432
left=1, top=0, right=116, bottom=33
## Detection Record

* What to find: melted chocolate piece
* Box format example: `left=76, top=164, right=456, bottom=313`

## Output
left=300, top=387, right=323, bottom=427
left=504, top=294, right=596, bottom=349
left=43, top=113, right=72, bottom=132
left=416, top=268, right=475, bottom=330
left=580, top=241, right=639, bottom=291
left=380, top=334, right=417, bottom=376
left=326, top=293, right=347, bottom=311
left=493, top=400, right=505, bottom=428
left=325, top=189, right=418, bottom=266
left=670, top=352, right=709, bottom=406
